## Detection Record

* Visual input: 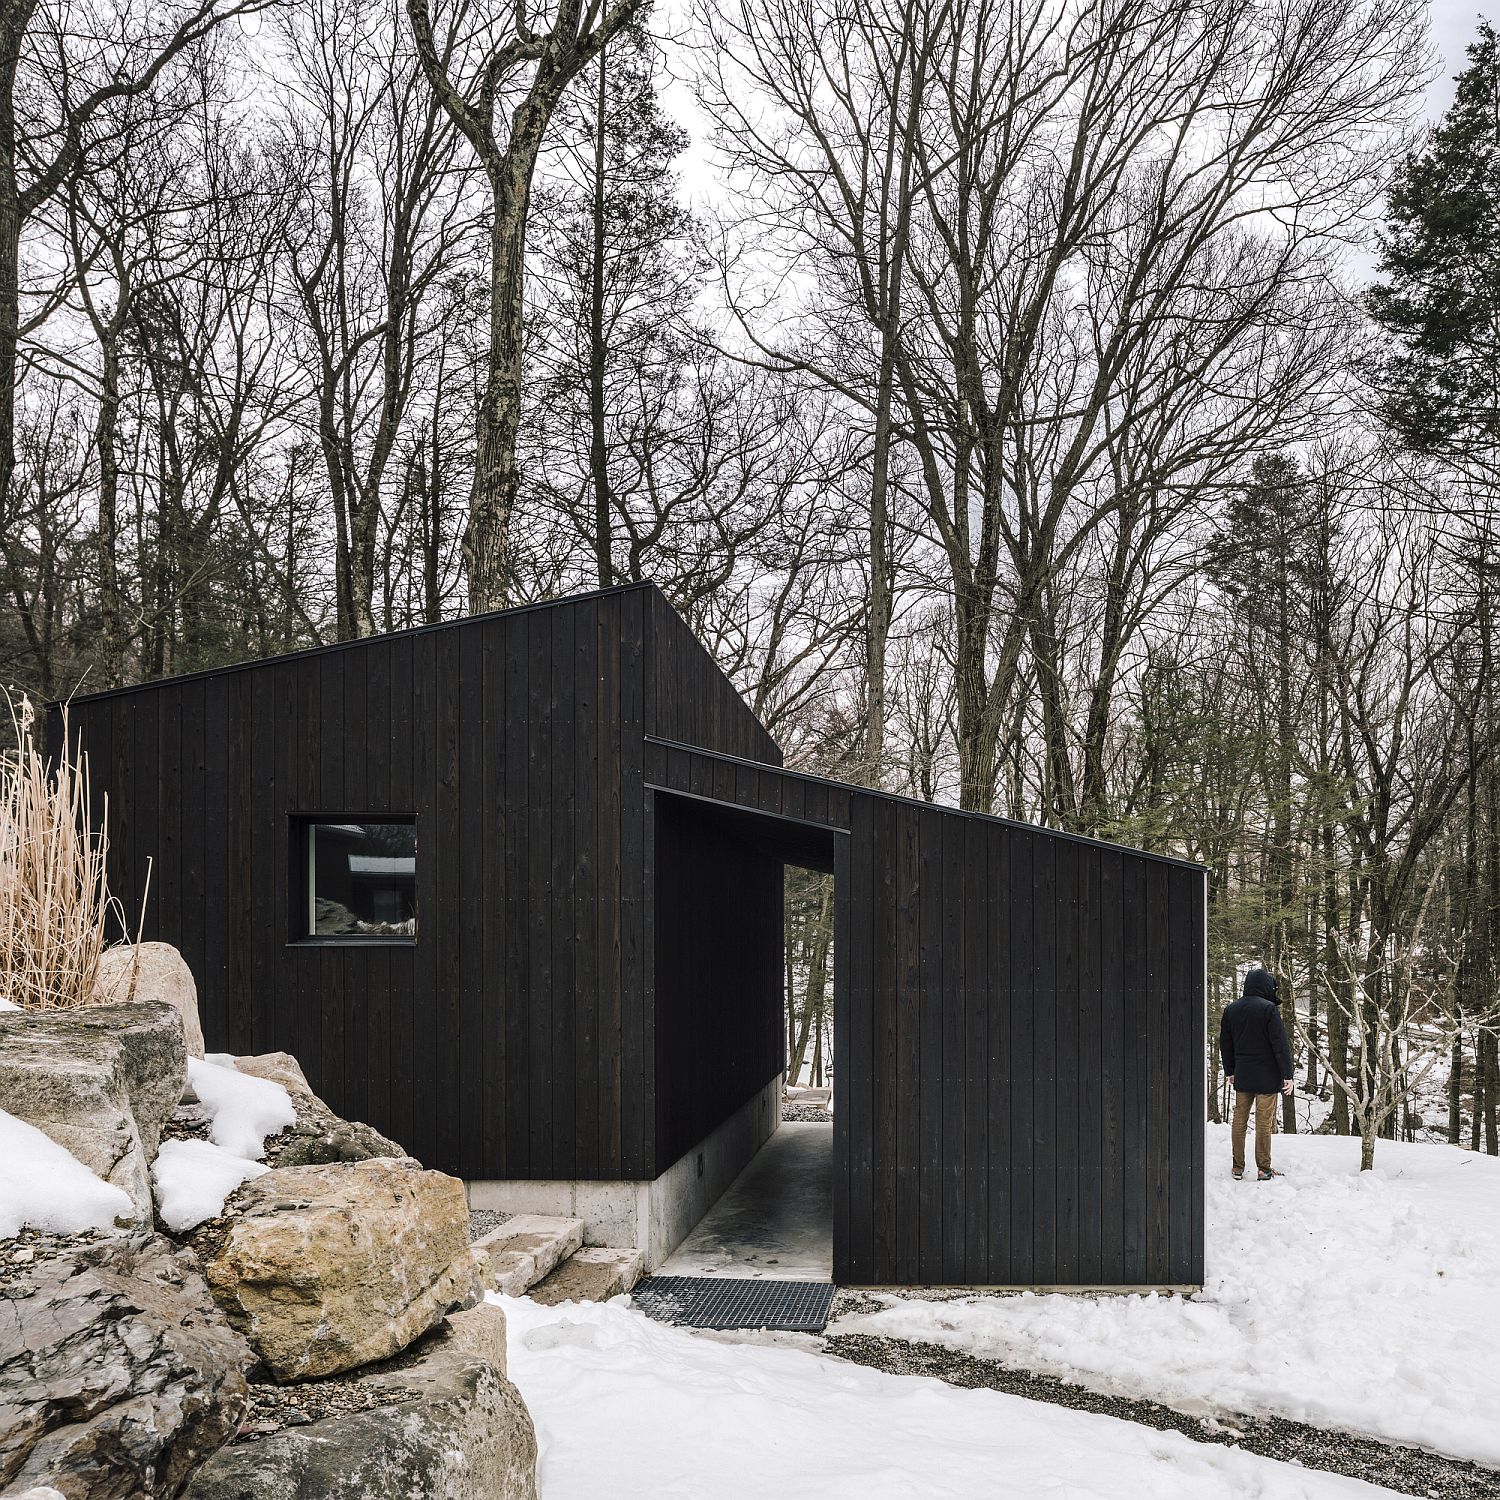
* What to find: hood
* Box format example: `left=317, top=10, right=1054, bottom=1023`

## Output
left=1243, top=967, right=1280, bottom=1004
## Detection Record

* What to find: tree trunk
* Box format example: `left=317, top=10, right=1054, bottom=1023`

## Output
left=1449, top=1033, right=1464, bottom=1145
left=93, top=331, right=125, bottom=684
left=0, top=4, right=30, bottom=516
left=1360, top=1116, right=1377, bottom=1171
left=464, top=137, right=543, bottom=611
left=587, top=44, right=611, bottom=588
left=1486, top=1030, right=1499, bottom=1155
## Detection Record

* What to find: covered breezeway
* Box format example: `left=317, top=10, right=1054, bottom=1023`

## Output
left=647, top=737, right=1208, bottom=1291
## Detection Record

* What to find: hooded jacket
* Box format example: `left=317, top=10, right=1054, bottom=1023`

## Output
left=1219, top=967, right=1294, bottom=1095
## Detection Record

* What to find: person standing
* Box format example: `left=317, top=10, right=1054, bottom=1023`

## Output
left=1219, top=967, right=1295, bottom=1180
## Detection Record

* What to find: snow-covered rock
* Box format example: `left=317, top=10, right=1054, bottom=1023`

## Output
left=91, top=941, right=206, bottom=1058
left=231, top=1052, right=405, bottom=1169
left=152, top=1137, right=270, bottom=1233
left=0, top=1109, right=134, bottom=1237
left=0, top=1001, right=187, bottom=1225
left=188, top=1055, right=295, bottom=1161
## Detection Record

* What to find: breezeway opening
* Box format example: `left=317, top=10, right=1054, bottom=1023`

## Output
left=651, top=790, right=841, bottom=1286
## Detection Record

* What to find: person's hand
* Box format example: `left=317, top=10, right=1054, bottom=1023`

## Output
left=1282, top=1078, right=1295, bottom=1095
left=1226, top=1076, right=1233, bottom=1089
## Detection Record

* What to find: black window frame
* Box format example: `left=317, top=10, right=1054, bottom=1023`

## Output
left=289, top=813, right=419, bottom=947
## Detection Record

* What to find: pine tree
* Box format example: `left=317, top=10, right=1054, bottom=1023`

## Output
left=1368, top=22, right=1500, bottom=476
left=527, top=17, right=698, bottom=585
left=1207, top=455, right=1331, bottom=1131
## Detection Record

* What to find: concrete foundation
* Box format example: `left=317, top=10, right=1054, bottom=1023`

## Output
left=466, top=1075, right=781, bottom=1271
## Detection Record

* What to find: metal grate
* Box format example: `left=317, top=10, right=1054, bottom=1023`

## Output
left=631, top=1276, right=836, bottom=1333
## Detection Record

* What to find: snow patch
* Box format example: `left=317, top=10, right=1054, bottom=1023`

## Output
left=187, top=1055, right=295, bottom=1160
left=833, top=1127, right=1500, bottom=1466
left=0, top=1107, right=134, bottom=1237
left=152, top=1137, right=269, bottom=1232
left=0, top=996, right=22, bottom=1011
left=499, top=1292, right=1404, bottom=1499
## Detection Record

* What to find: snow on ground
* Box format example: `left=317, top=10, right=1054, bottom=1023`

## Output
left=501, top=1292, right=1405, bottom=1500
left=833, top=1128, right=1500, bottom=1466
left=0, top=1107, right=134, bottom=1236
left=188, top=1054, right=295, bottom=1159
left=152, top=1137, right=269, bottom=1232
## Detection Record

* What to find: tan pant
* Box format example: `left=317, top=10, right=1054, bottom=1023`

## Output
left=1232, top=1091, right=1278, bottom=1173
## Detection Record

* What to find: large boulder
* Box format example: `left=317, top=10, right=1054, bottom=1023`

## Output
left=229, top=1053, right=310, bottom=1096
left=90, top=943, right=205, bottom=1060
left=181, top=1337, right=537, bottom=1500
left=0, top=1232, right=253, bottom=1499
left=0, top=1003, right=187, bottom=1225
left=233, top=1055, right=404, bottom=1170
left=198, top=1158, right=485, bottom=1382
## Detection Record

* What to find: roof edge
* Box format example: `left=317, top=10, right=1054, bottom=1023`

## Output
left=645, top=735, right=1210, bottom=875
left=45, top=581, right=664, bottom=711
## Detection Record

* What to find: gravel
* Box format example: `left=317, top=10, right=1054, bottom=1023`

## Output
left=234, top=1366, right=418, bottom=1443
left=822, top=1330, right=1500, bottom=1500
left=782, top=1103, right=832, bottom=1122
left=468, top=1208, right=512, bottom=1242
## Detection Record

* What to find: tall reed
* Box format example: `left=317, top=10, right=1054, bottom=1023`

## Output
left=0, top=694, right=130, bottom=1010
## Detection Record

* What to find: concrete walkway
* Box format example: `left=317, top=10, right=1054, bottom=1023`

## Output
left=660, top=1122, right=833, bottom=1282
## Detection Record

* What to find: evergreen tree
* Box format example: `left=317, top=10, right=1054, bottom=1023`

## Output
left=1368, top=22, right=1500, bottom=476
left=526, top=18, right=699, bottom=585
left=1207, top=455, right=1333, bottom=1130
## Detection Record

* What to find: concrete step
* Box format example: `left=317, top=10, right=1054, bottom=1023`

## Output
left=529, top=1246, right=645, bottom=1306
left=473, top=1214, right=587, bottom=1296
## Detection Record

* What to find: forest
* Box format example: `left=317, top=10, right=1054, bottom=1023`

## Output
left=1, top=0, right=1496, bottom=1157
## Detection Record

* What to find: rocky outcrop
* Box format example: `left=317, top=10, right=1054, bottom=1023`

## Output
left=91, top=943, right=206, bottom=1060
left=230, top=1053, right=310, bottom=1095
left=428, top=1301, right=510, bottom=1377
left=0, top=1003, right=187, bottom=1224
left=232, top=1053, right=404, bottom=1169
left=182, top=1332, right=537, bottom=1500
left=199, top=1158, right=485, bottom=1382
left=0, top=1232, right=253, bottom=1499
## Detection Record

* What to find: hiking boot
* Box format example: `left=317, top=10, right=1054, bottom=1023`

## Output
left=1232, top=1167, right=1244, bottom=1180
left=1257, top=1168, right=1284, bottom=1181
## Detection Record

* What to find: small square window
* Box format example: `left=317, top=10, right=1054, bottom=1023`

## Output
left=298, top=819, right=417, bottom=941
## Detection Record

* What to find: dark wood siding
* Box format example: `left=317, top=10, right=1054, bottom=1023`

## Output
left=643, top=590, right=781, bottom=767
left=53, top=585, right=657, bottom=1182
left=53, top=583, right=1204, bottom=1289
left=642, top=742, right=1206, bottom=1289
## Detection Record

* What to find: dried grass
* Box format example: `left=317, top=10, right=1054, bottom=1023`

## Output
left=0, top=692, right=142, bottom=1010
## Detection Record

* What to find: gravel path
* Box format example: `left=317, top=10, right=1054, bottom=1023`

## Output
left=823, top=1331, right=1500, bottom=1500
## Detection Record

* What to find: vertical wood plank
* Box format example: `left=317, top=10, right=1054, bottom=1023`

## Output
left=1031, top=834, right=1057, bottom=1281
left=1054, top=837, right=1079, bottom=1285
left=1009, top=829, right=1034, bottom=1285
left=1121, top=854, right=1148, bottom=1284
left=1146, top=860, right=1172, bottom=1284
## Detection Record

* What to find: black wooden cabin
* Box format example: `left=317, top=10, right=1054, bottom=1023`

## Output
left=50, top=582, right=1206, bottom=1288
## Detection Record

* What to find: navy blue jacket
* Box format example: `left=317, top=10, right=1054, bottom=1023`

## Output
left=1219, top=968, right=1294, bottom=1095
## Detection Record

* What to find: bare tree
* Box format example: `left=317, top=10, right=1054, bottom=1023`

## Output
left=404, top=0, right=644, bottom=610
left=0, top=0, right=271, bottom=517
left=702, top=0, right=1428, bottom=811
left=276, top=0, right=479, bottom=639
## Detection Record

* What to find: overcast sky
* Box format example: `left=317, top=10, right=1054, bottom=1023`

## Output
left=1427, top=3, right=1486, bottom=112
